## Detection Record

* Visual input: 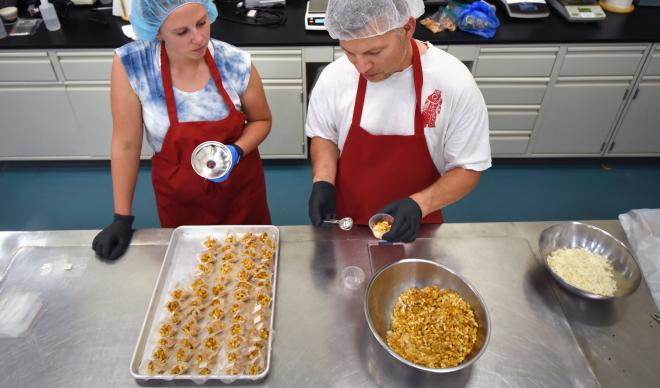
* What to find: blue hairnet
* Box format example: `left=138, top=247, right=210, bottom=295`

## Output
left=130, top=0, right=219, bottom=42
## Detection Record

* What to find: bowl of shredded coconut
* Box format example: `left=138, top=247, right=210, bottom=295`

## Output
left=539, top=222, right=641, bottom=299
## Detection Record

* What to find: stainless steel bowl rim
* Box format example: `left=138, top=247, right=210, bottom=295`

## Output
left=363, top=258, right=492, bottom=373
left=539, top=221, right=641, bottom=300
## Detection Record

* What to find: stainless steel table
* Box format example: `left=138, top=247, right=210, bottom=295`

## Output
left=1, top=221, right=658, bottom=388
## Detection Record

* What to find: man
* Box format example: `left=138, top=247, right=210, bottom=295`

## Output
left=306, top=0, right=491, bottom=243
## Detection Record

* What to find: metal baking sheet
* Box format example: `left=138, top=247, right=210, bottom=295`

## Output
left=129, top=225, right=279, bottom=382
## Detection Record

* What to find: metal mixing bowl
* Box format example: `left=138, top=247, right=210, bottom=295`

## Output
left=539, top=222, right=641, bottom=300
left=364, top=259, right=491, bottom=373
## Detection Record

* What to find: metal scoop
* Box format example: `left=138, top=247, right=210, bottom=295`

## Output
left=323, top=217, right=354, bottom=231
left=191, top=141, right=232, bottom=180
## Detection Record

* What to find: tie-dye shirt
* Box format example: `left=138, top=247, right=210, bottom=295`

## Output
left=115, top=39, right=251, bottom=153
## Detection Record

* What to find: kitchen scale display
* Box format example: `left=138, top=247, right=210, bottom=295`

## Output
left=305, top=0, right=328, bottom=30
left=498, top=0, right=550, bottom=19
left=547, top=0, right=606, bottom=21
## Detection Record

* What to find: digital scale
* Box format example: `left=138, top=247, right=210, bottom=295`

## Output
left=547, top=0, right=606, bottom=22
left=498, top=0, right=550, bottom=18
left=305, top=0, right=328, bottom=31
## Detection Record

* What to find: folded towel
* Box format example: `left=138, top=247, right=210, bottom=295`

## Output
left=619, top=209, right=660, bottom=311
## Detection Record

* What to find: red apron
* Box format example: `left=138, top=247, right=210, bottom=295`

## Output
left=336, top=39, right=443, bottom=225
left=151, top=45, right=271, bottom=227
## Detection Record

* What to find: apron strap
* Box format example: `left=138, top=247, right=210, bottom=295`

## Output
left=410, top=39, right=424, bottom=136
left=160, top=44, right=179, bottom=125
left=351, top=75, right=367, bottom=127
left=204, top=50, right=239, bottom=114
left=351, top=39, right=425, bottom=134
left=160, top=44, right=238, bottom=126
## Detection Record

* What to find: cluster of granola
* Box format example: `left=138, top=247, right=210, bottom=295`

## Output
left=387, top=286, right=477, bottom=369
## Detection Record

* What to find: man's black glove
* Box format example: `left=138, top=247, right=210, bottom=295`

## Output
left=379, top=198, right=423, bottom=243
left=308, top=181, right=337, bottom=226
left=92, top=214, right=135, bottom=261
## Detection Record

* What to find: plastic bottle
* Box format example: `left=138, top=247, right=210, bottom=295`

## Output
left=0, top=21, right=7, bottom=40
left=39, top=0, right=61, bottom=31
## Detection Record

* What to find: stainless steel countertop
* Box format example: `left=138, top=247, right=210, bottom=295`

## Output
left=1, top=221, right=658, bottom=388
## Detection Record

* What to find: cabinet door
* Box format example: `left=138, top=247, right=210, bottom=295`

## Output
left=66, top=86, right=152, bottom=158
left=259, top=84, right=305, bottom=158
left=609, top=80, right=660, bottom=155
left=531, top=81, right=629, bottom=155
left=0, top=85, right=79, bottom=159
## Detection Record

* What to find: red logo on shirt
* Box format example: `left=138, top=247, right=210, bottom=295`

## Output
left=422, top=90, right=442, bottom=128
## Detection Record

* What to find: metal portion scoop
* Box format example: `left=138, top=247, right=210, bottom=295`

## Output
left=191, top=141, right=232, bottom=180
left=323, top=217, right=354, bottom=231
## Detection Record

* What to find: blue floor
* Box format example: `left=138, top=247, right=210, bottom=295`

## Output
left=1, top=158, right=659, bottom=231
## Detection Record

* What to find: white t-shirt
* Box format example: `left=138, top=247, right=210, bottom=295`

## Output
left=305, top=43, right=491, bottom=175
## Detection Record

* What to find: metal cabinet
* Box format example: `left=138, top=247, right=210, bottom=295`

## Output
left=246, top=48, right=306, bottom=159
left=607, top=45, right=660, bottom=156
left=3, top=43, right=660, bottom=160
left=259, top=83, right=305, bottom=157
left=530, top=46, right=647, bottom=156
left=66, top=85, right=153, bottom=158
left=531, top=80, right=630, bottom=155
left=0, top=47, right=306, bottom=160
left=0, top=85, right=80, bottom=159
left=474, top=47, right=559, bottom=156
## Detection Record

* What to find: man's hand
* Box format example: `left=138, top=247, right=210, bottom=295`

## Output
left=379, top=198, right=422, bottom=243
left=308, top=181, right=337, bottom=226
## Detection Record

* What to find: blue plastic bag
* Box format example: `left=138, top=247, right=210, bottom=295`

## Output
left=458, top=0, right=500, bottom=39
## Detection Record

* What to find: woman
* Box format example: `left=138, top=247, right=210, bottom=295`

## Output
left=93, top=0, right=272, bottom=260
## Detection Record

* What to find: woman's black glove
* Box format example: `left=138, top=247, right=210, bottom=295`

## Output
left=92, top=214, right=135, bottom=261
left=308, top=181, right=337, bottom=226
left=379, top=198, right=422, bottom=243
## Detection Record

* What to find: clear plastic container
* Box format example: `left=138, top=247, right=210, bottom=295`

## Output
left=0, top=21, right=7, bottom=40
left=342, top=266, right=365, bottom=291
left=368, top=213, right=395, bottom=240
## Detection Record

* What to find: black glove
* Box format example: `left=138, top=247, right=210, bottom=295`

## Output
left=379, top=198, right=423, bottom=243
left=308, top=181, right=337, bottom=226
left=92, top=214, right=135, bottom=261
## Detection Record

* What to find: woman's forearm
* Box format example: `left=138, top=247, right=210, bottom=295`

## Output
left=111, top=137, right=142, bottom=216
left=234, top=118, right=271, bottom=155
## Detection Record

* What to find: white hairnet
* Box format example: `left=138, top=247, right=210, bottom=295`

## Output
left=325, top=0, right=425, bottom=40
left=130, top=0, right=219, bottom=42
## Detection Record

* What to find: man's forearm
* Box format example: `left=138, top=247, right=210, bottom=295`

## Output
left=410, top=168, right=481, bottom=217
left=310, top=137, right=339, bottom=184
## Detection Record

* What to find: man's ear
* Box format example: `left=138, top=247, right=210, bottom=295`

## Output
left=402, top=16, right=416, bottom=39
